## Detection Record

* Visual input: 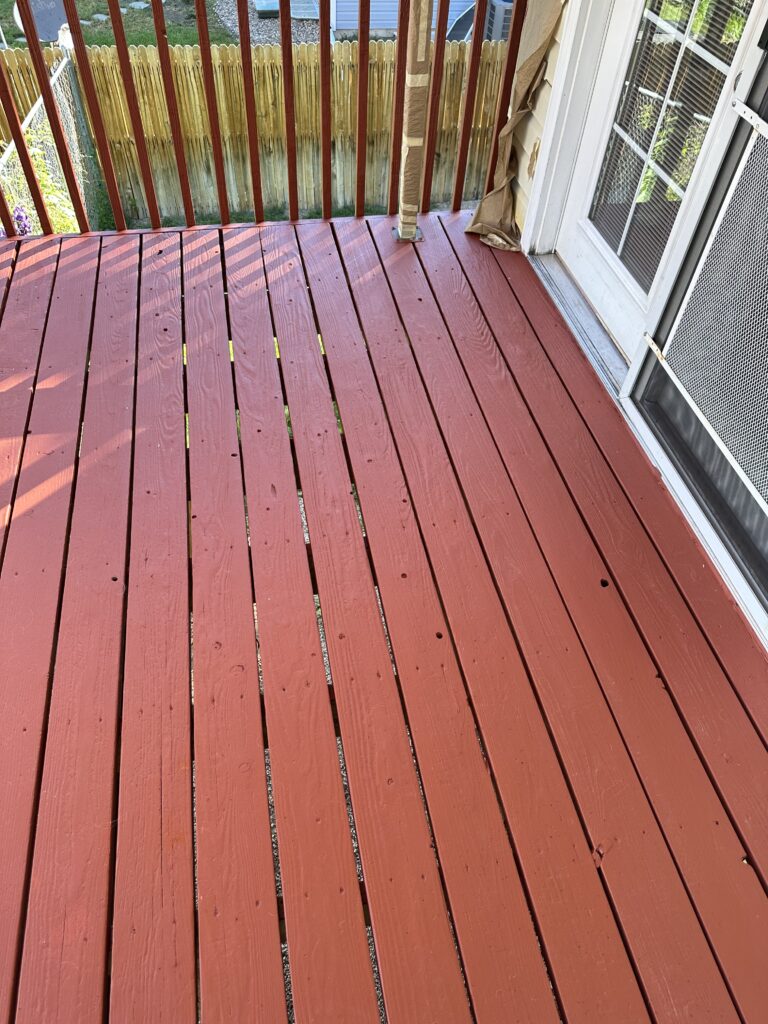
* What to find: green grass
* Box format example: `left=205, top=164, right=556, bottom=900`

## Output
left=0, top=0, right=235, bottom=48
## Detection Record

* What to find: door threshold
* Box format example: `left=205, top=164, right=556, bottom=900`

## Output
left=531, top=253, right=629, bottom=397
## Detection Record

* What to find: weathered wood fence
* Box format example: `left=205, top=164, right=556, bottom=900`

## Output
left=0, top=40, right=505, bottom=223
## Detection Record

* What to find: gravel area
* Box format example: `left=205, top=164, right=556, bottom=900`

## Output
left=213, top=0, right=320, bottom=44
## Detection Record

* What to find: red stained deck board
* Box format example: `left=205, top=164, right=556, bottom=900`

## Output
left=0, top=237, right=57, bottom=558
left=297, top=218, right=560, bottom=1024
left=0, top=217, right=765, bottom=1023
left=109, top=234, right=197, bottom=1022
left=0, top=239, right=16, bottom=317
left=0, top=236, right=100, bottom=1022
left=15, top=235, right=140, bottom=1023
left=260, top=222, right=472, bottom=1024
left=182, top=229, right=287, bottom=1021
left=221, top=227, right=380, bottom=1023
left=337, top=217, right=650, bottom=1023
left=491, top=236, right=768, bottom=746
left=441, top=215, right=768, bottom=887
left=371, top=216, right=740, bottom=1022
left=415, top=215, right=768, bottom=1021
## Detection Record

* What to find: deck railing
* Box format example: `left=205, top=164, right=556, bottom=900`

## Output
left=0, top=0, right=526, bottom=237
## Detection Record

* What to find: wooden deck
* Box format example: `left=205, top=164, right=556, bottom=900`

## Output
left=0, top=211, right=766, bottom=1023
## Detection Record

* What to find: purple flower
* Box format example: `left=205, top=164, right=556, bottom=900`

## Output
left=13, top=205, right=32, bottom=236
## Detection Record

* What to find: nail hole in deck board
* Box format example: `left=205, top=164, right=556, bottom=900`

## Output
left=435, top=632, right=443, bottom=639
left=600, top=578, right=609, bottom=588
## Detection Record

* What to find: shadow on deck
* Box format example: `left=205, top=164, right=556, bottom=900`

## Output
left=0, top=211, right=766, bottom=1023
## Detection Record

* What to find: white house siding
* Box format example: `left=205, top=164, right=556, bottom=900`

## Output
left=512, top=4, right=564, bottom=230
left=332, top=0, right=469, bottom=35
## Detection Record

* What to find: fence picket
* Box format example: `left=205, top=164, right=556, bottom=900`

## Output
left=0, top=41, right=504, bottom=224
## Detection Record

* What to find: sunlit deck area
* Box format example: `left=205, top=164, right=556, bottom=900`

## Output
left=0, top=211, right=767, bottom=1023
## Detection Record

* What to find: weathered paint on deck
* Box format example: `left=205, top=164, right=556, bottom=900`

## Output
left=0, top=212, right=766, bottom=1023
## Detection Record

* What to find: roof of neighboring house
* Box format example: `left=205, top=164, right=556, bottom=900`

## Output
left=290, top=0, right=320, bottom=18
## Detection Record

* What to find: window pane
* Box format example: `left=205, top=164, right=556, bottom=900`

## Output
left=621, top=170, right=683, bottom=289
left=587, top=0, right=754, bottom=292
left=615, top=16, right=681, bottom=150
left=651, top=48, right=725, bottom=189
left=591, top=134, right=646, bottom=251
left=690, top=0, right=753, bottom=63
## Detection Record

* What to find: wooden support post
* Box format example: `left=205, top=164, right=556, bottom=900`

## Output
left=395, top=0, right=434, bottom=239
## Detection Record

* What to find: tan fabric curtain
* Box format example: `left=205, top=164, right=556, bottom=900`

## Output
left=467, top=0, right=566, bottom=248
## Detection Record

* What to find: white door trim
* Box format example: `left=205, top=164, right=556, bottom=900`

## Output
left=521, top=0, right=768, bottom=647
left=520, top=0, right=609, bottom=256
left=522, top=0, right=768, bottom=355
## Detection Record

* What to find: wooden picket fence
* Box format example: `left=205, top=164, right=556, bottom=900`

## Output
left=0, top=40, right=506, bottom=223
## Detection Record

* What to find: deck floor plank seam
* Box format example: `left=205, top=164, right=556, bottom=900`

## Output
left=0, top=236, right=101, bottom=1022
left=366, top=215, right=743, bottom=1023
left=413, top=213, right=768, bottom=1021
left=261, top=220, right=473, bottom=1024
left=221, top=225, right=382, bottom=1023
left=298, top=217, right=562, bottom=1024
left=0, top=237, right=59, bottom=571
left=15, top=234, right=141, bottom=1024
left=487, top=232, right=768, bottom=746
left=182, top=228, right=287, bottom=1021
left=439, top=216, right=768, bottom=888
left=109, top=232, right=198, bottom=1023
left=337, top=216, right=652, bottom=1023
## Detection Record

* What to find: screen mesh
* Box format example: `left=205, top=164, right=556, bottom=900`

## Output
left=666, top=129, right=768, bottom=503
left=0, top=56, right=108, bottom=235
left=589, top=0, right=754, bottom=292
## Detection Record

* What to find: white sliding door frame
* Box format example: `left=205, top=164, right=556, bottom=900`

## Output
left=520, top=0, right=768, bottom=646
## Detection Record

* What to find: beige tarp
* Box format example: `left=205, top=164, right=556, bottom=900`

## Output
left=467, top=0, right=566, bottom=249
left=397, top=0, right=435, bottom=238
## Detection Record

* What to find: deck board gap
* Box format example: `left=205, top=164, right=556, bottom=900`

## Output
left=479, top=224, right=768, bottom=757
left=413, top=225, right=736, bottom=1012
left=437, top=217, right=768, bottom=899
left=0, top=241, right=18, bottom=323
left=102, top=233, right=145, bottom=1021
left=0, top=239, right=61, bottom=579
left=329, top=217, right=593, bottom=1022
left=178, top=243, right=204, bottom=1024
left=10, top=236, right=103, bottom=1021
left=266, top=284, right=379, bottom=910
left=216, top=240, right=297, bottom=1024
left=264, top=224, right=459, bottom=1022
left=289, top=222, right=479, bottom=1024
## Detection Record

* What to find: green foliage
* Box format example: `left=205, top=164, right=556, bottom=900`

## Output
left=0, top=119, right=79, bottom=232
left=0, top=0, right=234, bottom=49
